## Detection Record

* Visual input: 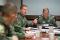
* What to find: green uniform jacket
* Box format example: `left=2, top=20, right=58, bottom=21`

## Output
left=0, top=16, right=9, bottom=40
left=0, top=24, right=8, bottom=40
left=38, top=15, right=57, bottom=27
left=0, top=16, right=14, bottom=40
left=0, top=24, right=13, bottom=40
left=12, top=13, right=33, bottom=38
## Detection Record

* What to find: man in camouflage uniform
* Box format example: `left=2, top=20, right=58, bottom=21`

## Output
left=12, top=4, right=34, bottom=40
left=0, top=2, right=18, bottom=40
left=33, top=8, right=57, bottom=27
left=0, top=6, right=8, bottom=40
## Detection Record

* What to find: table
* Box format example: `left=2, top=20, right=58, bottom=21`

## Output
left=25, top=28, right=60, bottom=40
left=25, top=32, right=58, bottom=40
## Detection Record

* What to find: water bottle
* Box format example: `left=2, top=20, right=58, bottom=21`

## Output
left=49, top=26, right=54, bottom=40
left=37, top=24, right=42, bottom=39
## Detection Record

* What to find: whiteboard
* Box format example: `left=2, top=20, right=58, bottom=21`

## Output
left=23, top=0, right=60, bottom=16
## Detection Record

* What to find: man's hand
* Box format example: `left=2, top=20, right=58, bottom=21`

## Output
left=12, top=35, right=18, bottom=40
left=32, top=19, right=37, bottom=25
left=25, top=31, right=34, bottom=38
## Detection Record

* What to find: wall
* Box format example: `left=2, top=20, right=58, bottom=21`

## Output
left=11, top=0, right=21, bottom=12
left=23, top=0, right=60, bottom=16
left=0, top=0, right=6, bottom=5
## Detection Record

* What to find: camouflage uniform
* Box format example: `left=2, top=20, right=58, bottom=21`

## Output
left=0, top=16, right=9, bottom=40
left=0, top=16, right=14, bottom=40
left=38, top=15, right=57, bottom=27
left=12, top=13, right=30, bottom=39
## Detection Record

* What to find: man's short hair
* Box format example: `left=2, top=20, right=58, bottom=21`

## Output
left=43, top=8, right=49, bottom=13
left=3, top=2, right=17, bottom=15
left=20, top=4, right=27, bottom=9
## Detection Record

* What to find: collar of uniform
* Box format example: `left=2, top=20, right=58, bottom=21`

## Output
left=18, top=13, right=25, bottom=17
left=42, top=16, right=49, bottom=20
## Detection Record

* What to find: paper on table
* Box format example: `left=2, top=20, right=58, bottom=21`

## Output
left=42, top=24, right=49, bottom=27
left=41, top=38, right=49, bottom=40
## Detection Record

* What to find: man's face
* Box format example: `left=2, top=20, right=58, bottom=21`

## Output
left=9, top=12, right=17, bottom=23
left=4, top=12, right=17, bottom=25
left=43, top=9, right=49, bottom=19
left=20, top=6, right=27, bottom=16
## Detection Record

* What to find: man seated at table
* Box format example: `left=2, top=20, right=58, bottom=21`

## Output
left=12, top=4, right=36, bottom=40
left=33, top=8, right=57, bottom=27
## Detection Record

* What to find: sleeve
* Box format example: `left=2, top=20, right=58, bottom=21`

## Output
left=0, top=24, right=5, bottom=34
left=26, top=16, right=42, bottom=27
left=6, top=25, right=14, bottom=37
left=11, top=19, right=25, bottom=38
left=10, top=25, right=15, bottom=35
left=50, top=16, right=57, bottom=27
left=15, top=32, right=25, bottom=38
left=26, top=20, right=33, bottom=27
left=52, top=18, right=57, bottom=27
left=37, top=16, right=42, bottom=24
